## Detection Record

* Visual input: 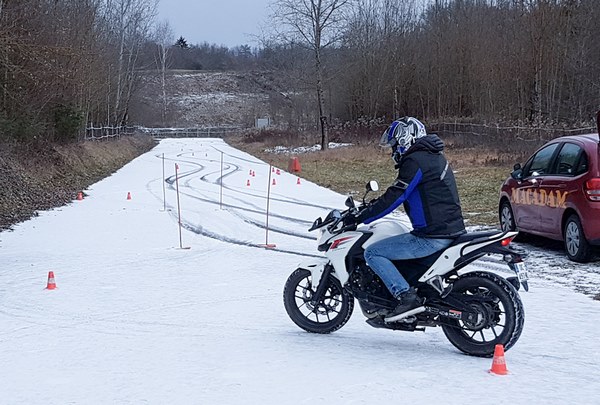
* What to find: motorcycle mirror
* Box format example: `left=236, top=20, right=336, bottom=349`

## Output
left=345, top=196, right=355, bottom=208
left=309, top=217, right=323, bottom=231
left=366, top=180, right=379, bottom=192
left=363, top=180, right=379, bottom=205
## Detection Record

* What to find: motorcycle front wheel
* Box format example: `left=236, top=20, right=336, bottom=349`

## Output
left=283, top=268, right=354, bottom=334
left=441, top=272, right=525, bottom=357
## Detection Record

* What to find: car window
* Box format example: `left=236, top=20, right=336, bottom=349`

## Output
left=554, top=143, right=583, bottom=176
left=575, top=151, right=589, bottom=175
left=524, top=143, right=559, bottom=177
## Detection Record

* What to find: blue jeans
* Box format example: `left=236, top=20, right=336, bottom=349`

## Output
left=364, top=233, right=453, bottom=299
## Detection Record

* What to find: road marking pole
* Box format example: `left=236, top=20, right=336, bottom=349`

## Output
left=220, top=151, right=224, bottom=209
left=262, top=165, right=276, bottom=248
left=175, top=163, right=190, bottom=249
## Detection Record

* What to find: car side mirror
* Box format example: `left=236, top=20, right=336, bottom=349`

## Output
left=510, top=163, right=523, bottom=180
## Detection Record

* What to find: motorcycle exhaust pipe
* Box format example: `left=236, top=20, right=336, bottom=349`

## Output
left=384, top=306, right=426, bottom=323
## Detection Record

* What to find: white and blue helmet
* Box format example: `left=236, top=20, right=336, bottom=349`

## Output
left=380, top=117, right=427, bottom=162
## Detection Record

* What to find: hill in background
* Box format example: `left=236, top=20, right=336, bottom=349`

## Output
left=132, top=70, right=299, bottom=129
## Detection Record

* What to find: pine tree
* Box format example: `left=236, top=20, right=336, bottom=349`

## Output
left=175, top=36, right=188, bottom=49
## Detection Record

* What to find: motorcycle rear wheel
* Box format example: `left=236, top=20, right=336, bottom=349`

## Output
left=441, top=272, right=524, bottom=357
left=283, top=268, right=354, bottom=334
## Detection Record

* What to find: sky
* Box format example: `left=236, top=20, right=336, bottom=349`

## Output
left=1, top=137, right=600, bottom=403
left=157, top=0, right=273, bottom=48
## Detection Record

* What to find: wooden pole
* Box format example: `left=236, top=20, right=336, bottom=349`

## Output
left=220, top=151, right=224, bottom=209
left=263, top=165, right=275, bottom=248
left=162, top=153, right=166, bottom=211
left=175, top=163, right=183, bottom=249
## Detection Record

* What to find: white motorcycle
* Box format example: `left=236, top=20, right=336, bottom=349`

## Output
left=283, top=181, right=528, bottom=357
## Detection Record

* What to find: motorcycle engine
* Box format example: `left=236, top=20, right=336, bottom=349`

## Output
left=350, top=264, right=385, bottom=295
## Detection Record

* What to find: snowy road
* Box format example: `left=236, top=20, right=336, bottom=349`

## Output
left=1, top=138, right=599, bottom=404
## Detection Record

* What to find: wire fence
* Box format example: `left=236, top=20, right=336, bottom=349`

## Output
left=426, top=121, right=597, bottom=160
left=140, top=127, right=241, bottom=139
left=85, top=126, right=242, bottom=141
left=84, top=126, right=137, bottom=141
left=429, top=121, right=596, bottom=143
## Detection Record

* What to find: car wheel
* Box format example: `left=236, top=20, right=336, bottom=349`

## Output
left=564, top=214, right=593, bottom=263
left=499, top=200, right=516, bottom=232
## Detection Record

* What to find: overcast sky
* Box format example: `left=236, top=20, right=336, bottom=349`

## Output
left=157, top=0, right=272, bottom=48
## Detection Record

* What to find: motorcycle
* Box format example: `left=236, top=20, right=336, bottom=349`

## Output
left=283, top=181, right=528, bottom=357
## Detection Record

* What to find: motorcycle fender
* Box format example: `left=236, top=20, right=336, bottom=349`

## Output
left=298, top=258, right=335, bottom=289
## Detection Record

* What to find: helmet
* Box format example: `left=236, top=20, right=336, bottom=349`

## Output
left=380, top=117, right=427, bottom=163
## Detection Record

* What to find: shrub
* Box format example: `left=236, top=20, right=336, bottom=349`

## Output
left=53, top=105, right=84, bottom=143
left=0, top=112, right=45, bottom=143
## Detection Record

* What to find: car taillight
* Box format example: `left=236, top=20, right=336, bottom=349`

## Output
left=584, top=178, right=600, bottom=201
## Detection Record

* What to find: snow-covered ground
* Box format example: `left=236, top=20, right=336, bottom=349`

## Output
left=1, top=138, right=599, bottom=404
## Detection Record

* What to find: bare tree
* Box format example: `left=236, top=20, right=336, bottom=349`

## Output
left=154, top=19, right=174, bottom=126
left=101, top=0, right=158, bottom=125
left=341, top=0, right=418, bottom=120
left=271, top=0, right=352, bottom=150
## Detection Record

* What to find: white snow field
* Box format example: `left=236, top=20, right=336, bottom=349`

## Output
left=1, top=138, right=599, bottom=404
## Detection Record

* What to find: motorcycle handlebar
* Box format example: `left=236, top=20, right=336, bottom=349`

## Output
left=326, top=207, right=365, bottom=234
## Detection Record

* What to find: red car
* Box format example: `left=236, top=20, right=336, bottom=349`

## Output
left=498, top=115, right=600, bottom=262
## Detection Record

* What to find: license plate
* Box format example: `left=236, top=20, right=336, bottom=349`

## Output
left=514, top=261, right=529, bottom=283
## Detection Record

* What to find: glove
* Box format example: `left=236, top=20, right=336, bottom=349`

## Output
left=342, top=213, right=358, bottom=227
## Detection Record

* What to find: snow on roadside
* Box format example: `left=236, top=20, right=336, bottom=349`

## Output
left=0, top=138, right=599, bottom=404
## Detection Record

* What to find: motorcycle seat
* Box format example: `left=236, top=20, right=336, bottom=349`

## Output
left=450, top=230, right=505, bottom=246
left=391, top=231, right=507, bottom=284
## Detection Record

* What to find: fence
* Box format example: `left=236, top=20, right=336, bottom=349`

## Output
left=429, top=121, right=596, bottom=143
left=85, top=126, right=137, bottom=141
left=85, top=126, right=241, bottom=141
left=427, top=121, right=597, bottom=159
left=142, top=127, right=241, bottom=139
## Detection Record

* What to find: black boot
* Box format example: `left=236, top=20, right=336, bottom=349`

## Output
left=390, top=288, right=422, bottom=317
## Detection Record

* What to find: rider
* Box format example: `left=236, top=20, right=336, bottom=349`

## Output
left=352, top=117, right=466, bottom=317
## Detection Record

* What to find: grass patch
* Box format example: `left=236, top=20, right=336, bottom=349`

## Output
left=229, top=134, right=513, bottom=227
left=451, top=165, right=509, bottom=226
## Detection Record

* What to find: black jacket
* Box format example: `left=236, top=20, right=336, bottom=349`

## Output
left=356, top=135, right=466, bottom=238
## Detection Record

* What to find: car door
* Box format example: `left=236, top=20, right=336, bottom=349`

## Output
left=512, top=143, right=560, bottom=231
left=538, top=142, right=587, bottom=237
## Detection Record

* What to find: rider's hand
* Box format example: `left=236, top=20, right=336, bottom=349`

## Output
left=342, top=213, right=358, bottom=227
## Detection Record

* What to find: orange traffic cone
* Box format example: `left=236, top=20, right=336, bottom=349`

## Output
left=297, top=177, right=301, bottom=185
left=272, top=178, right=277, bottom=186
left=77, top=192, right=83, bottom=201
left=252, top=171, right=255, bottom=177
left=276, top=168, right=281, bottom=175
left=46, top=271, right=57, bottom=290
left=272, top=167, right=275, bottom=172
left=249, top=169, right=252, bottom=175
left=246, top=179, right=251, bottom=187
left=127, top=192, right=131, bottom=200
left=288, top=157, right=302, bottom=173
left=489, top=344, right=509, bottom=375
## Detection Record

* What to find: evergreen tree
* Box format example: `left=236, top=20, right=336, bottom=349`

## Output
left=175, top=36, right=188, bottom=49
